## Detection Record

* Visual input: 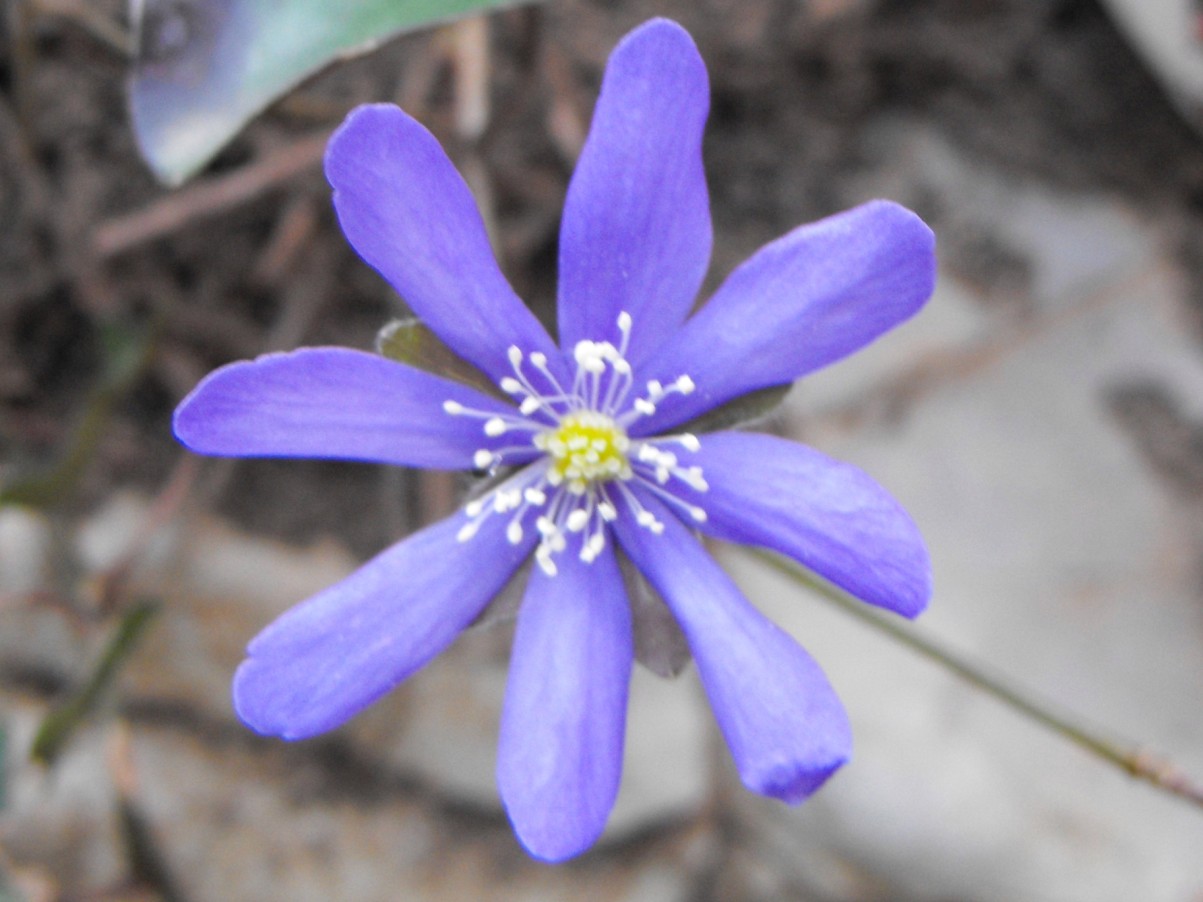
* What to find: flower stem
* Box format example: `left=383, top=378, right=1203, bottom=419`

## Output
left=747, top=549, right=1203, bottom=811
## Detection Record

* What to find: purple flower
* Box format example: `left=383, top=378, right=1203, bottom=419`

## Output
left=174, top=18, right=934, bottom=861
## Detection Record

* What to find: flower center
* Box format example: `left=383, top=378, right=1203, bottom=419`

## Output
left=441, top=311, right=708, bottom=576
left=536, top=411, right=632, bottom=491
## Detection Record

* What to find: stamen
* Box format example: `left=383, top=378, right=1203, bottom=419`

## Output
left=453, top=313, right=707, bottom=575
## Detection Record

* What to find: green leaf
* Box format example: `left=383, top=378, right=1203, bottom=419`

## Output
left=30, top=600, right=159, bottom=767
left=129, top=0, right=528, bottom=185
left=676, top=383, right=792, bottom=435
left=376, top=317, right=504, bottom=399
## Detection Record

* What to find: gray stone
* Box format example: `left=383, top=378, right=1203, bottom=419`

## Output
left=1, top=700, right=126, bottom=892
left=725, top=120, right=1203, bottom=901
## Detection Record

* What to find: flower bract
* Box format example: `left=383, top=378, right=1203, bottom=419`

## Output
left=173, top=18, right=936, bottom=862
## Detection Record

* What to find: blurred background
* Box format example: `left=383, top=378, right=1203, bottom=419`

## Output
left=2, top=0, right=1203, bottom=899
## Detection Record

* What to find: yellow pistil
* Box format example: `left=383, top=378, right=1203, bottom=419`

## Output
left=536, top=411, right=632, bottom=492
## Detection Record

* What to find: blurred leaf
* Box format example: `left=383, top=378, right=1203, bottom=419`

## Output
left=0, top=724, right=6, bottom=812
left=130, top=0, right=528, bottom=185
left=30, top=600, right=159, bottom=767
left=0, top=320, right=154, bottom=508
left=0, top=876, right=24, bottom=902
left=376, top=317, right=503, bottom=399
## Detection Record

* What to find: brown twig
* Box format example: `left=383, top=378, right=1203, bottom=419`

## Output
left=93, top=453, right=201, bottom=615
left=90, top=132, right=330, bottom=259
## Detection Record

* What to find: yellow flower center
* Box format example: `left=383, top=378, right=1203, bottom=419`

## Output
left=536, top=411, right=632, bottom=491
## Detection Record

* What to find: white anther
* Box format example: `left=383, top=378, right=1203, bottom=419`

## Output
left=566, top=509, right=590, bottom=532
left=617, top=311, right=632, bottom=332
left=530, top=351, right=547, bottom=367
left=636, top=511, right=656, bottom=528
left=580, top=533, right=606, bottom=563
left=646, top=380, right=663, bottom=397
left=457, top=521, right=480, bottom=542
left=634, top=399, right=656, bottom=416
left=675, top=375, right=696, bottom=395
left=500, top=377, right=522, bottom=394
left=473, top=450, right=494, bottom=470
left=495, top=489, right=521, bottom=512
left=598, top=502, right=617, bottom=521
left=506, top=522, right=524, bottom=544
left=484, top=418, right=507, bottom=437
left=536, top=548, right=557, bottom=577
left=519, top=397, right=541, bottom=415
left=679, top=434, right=701, bottom=452
left=465, top=499, right=484, bottom=517
left=690, top=506, right=708, bottom=523
left=443, top=400, right=464, bottom=414
left=524, top=488, right=547, bottom=505
left=508, top=346, right=523, bottom=366
left=574, top=341, right=596, bottom=364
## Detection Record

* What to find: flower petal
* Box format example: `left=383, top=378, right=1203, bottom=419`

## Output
left=634, top=201, right=935, bottom=434
left=614, top=489, right=851, bottom=803
left=497, top=539, right=632, bottom=862
left=684, top=432, right=930, bottom=618
left=174, top=347, right=517, bottom=469
left=233, top=509, right=536, bottom=739
left=556, top=18, right=711, bottom=364
left=325, top=104, right=565, bottom=384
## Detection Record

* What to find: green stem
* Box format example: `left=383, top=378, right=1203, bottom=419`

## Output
left=748, top=549, right=1203, bottom=811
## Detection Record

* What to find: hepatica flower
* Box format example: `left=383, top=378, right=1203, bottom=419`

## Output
left=174, top=19, right=934, bottom=861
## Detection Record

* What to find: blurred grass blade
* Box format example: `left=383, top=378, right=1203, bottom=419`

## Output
left=129, top=0, right=527, bottom=185
left=0, top=320, right=154, bottom=509
left=30, top=600, right=159, bottom=766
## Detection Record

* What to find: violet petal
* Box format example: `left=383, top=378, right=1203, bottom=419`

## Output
left=685, top=431, right=930, bottom=617
left=615, top=489, right=851, bottom=803
left=556, top=18, right=711, bottom=365
left=497, top=539, right=632, bottom=861
left=233, top=509, right=535, bottom=739
left=633, top=200, right=935, bottom=435
left=326, top=104, right=566, bottom=384
left=173, top=347, right=516, bottom=469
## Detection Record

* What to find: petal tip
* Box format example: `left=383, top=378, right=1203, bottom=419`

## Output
left=750, top=752, right=850, bottom=805
left=512, top=825, right=599, bottom=864
left=232, top=655, right=337, bottom=742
